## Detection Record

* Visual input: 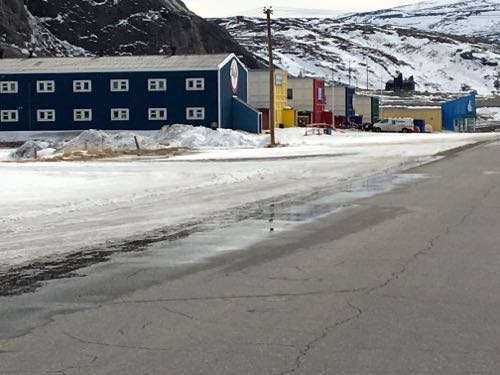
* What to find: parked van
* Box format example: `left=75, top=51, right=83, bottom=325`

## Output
left=372, top=118, right=414, bottom=133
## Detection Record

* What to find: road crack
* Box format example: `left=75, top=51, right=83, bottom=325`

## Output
left=276, top=301, right=363, bottom=375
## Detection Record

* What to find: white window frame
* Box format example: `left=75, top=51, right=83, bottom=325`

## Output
left=37, top=80, right=55, bottom=93
left=148, top=78, right=167, bottom=92
left=148, top=108, right=167, bottom=121
left=186, top=107, right=205, bottom=120
left=0, top=110, right=19, bottom=123
left=73, top=80, right=92, bottom=93
left=110, top=79, right=129, bottom=92
left=186, top=78, right=205, bottom=91
left=111, top=108, right=130, bottom=121
left=73, top=109, right=92, bottom=122
left=37, top=109, right=56, bottom=122
left=0, top=81, right=18, bottom=94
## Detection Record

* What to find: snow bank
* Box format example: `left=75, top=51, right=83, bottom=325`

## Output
left=156, top=124, right=266, bottom=148
left=5, top=125, right=267, bottom=160
left=9, top=141, right=51, bottom=160
left=62, top=129, right=159, bottom=152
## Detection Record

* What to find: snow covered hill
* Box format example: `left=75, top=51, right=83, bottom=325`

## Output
left=0, top=0, right=259, bottom=67
left=339, top=0, right=500, bottom=43
left=216, top=16, right=500, bottom=95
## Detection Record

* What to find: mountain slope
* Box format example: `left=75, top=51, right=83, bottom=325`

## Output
left=216, top=16, right=500, bottom=95
left=0, top=0, right=260, bottom=67
left=339, top=0, right=500, bottom=43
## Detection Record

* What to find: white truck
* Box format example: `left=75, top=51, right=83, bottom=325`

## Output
left=372, top=118, right=414, bottom=133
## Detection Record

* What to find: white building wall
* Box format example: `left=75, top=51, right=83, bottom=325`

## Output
left=288, top=78, right=313, bottom=111
left=355, top=95, right=373, bottom=123
left=248, top=70, right=270, bottom=108
left=333, top=85, right=346, bottom=117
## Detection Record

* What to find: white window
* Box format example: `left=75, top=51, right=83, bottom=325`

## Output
left=148, top=108, right=167, bottom=121
left=74, top=109, right=92, bottom=122
left=37, top=80, right=55, bottom=93
left=148, top=78, right=167, bottom=91
left=110, top=79, right=129, bottom=92
left=73, top=80, right=92, bottom=93
left=186, top=78, right=205, bottom=91
left=0, top=110, right=19, bottom=122
left=37, top=109, right=56, bottom=122
left=0, top=81, right=18, bottom=94
left=186, top=107, right=205, bottom=120
left=111, top=108, right=129, bottom=121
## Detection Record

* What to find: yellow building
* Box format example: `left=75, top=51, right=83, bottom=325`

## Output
left=380, top=106, right=443, bottom=132
left=282, top=108, right=296, bottom=128
left=274, top=71, right=288, bottom=126
left=248, top=69, right=289, bottom=130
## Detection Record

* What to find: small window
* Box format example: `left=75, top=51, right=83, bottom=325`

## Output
left=110, top=79, right=129, bottom=92
left=287, top=88, right=293, bottom=100
left=186, top=107, right=205, bottom=120
left=148, top=79, right=167, bottom=91
left=148, top=108, right=167, bottom=121
left=0, top=81, right=18, bottom=94
left=73, top=80, right=92, bottom=93
left=37, top=109, right=56, bottom=122
left=111, top=108, right=129, bottom=121
left=186, top=78, right=205, bottom=91
left=37, top=80, right=55, bottom=93
left=74, top=109, right=92, bottom=122
left=0, top=110, right=19, bottom=122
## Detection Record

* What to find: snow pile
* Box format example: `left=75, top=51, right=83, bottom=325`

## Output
left=4, top=125, right=268, bottom=161
left=477, top=107, right=500, bottom=122
left=62, top=129, right=159, bottom=152
left=155, top=124, right=266, bottom=148
left=9, top=141, right=54, bottom=160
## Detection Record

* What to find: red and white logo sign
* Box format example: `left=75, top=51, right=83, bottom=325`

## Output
left=230, top=60, right=239, bottom=94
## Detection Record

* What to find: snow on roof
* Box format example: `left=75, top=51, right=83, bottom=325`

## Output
left=0, top=54, right=235, bottom=73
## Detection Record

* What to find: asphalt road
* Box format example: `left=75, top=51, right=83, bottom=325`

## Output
left=1, top=140, right=500, bottom=374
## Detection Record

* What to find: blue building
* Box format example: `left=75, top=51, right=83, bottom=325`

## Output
left=442, top=94, right=476, bottom=132
left=0, top=53, right=261, bottom=133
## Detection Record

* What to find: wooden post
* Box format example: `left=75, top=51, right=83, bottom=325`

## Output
left=264, top=6, right=276, bottom=146
left=134, top=136, right=140, bottom=151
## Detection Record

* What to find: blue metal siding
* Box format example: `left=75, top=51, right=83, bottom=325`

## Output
left=346, top=87, right=355, bottom=120
left=218, top=58, right=249, bottom=130
left=0, top=70, right=219, bottom=131
left=232, top=97, right=261, bottom=134
left=441, top=95, right=476, bottom=131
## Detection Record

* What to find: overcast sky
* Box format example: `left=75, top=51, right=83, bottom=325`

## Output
left=183, top=0, right=424, bottom=17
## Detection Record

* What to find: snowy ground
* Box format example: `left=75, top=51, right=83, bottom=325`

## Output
left=0, top=129, right=498, bottom=269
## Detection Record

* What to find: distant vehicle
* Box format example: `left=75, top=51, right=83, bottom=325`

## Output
left=372, top=118, right=414, bottom=133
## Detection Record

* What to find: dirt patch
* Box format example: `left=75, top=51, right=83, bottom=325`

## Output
left=2, top=147, right=190, bottom=163
left=0, top=142, right=24, bottom=148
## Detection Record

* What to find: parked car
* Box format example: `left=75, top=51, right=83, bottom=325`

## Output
left=372, top=118, right=414, bottom=133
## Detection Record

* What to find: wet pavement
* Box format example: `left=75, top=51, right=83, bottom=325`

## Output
left=0, top=162, right=431, bottom=339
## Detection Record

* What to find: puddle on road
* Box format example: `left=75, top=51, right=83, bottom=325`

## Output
left=0, top=170, right=431, bottom=297
left=0, top=169, right=433, bottom=339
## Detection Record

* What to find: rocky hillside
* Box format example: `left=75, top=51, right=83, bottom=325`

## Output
left=215, top=15, right=500, bottom=95
left=339, top=0, right=500, bottom=43
left=0, top=0, right=260, bottom=67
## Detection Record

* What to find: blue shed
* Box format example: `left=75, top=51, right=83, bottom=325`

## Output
left=441, top=95, right=476, bottom=132
left=0, top=53, right=261, bottom=133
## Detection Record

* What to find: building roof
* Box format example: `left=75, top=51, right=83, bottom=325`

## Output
left=0, top=53, right=236, bottom=74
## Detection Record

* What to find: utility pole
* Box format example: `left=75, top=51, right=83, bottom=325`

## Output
left=331, top=61, right=335, bottom=112
left=348, top=59, right=351, bottom=87
left=380, top=67, right=383, bottom=94
left=366, top=59, right=369, bottom=90
left=264, top=6, right=276, bottom=146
